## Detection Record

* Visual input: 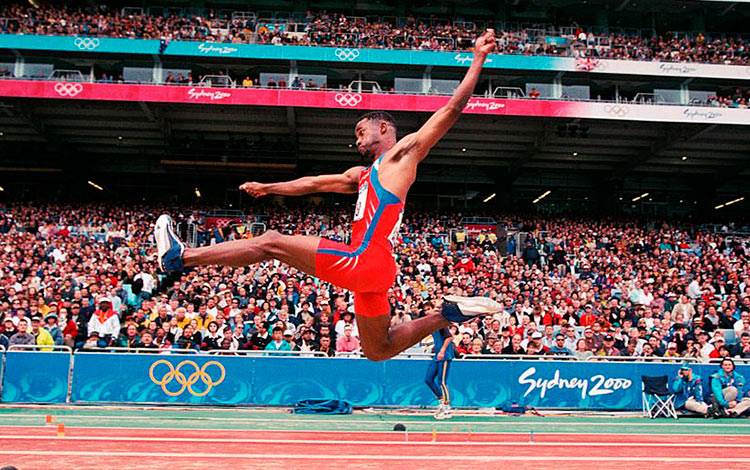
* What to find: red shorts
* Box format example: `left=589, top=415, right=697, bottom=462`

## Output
left=315, top=238, right=396, bottom=317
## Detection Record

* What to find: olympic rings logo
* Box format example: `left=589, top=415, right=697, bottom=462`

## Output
left=149, top=360, right=226, bottom=397
left=334, top=93, right=362, bottom=107
left=603, top=105, right=629, bottom=117
left=54, top=83, right=84, bottom=97
left=74, top=37, right=101, bottom=50
left=334, top=48, right=360, bottom=61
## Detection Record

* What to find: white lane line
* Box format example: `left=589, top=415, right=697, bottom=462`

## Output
left=1, top=425, right=749, bottom=437
left=0, top=435, right=749, bottom=447
left=2, top=414, right=750, bottom=428
left=0, top=451, right=748, bottom=463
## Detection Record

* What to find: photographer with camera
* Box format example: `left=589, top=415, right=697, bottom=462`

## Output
left=672, top=364, right=708, bottom=416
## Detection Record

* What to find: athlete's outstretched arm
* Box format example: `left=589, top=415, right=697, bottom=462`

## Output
left=240, top=166, right=364, bottom=197
left=399, top=30, right=495, bottom=163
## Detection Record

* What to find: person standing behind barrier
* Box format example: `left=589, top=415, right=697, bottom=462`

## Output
left=8, top=320, right=35, bottom=347
left=31, top=315, right=54, bottom=351
left=43, top=313, right=63, bottom=346
left=672, top=365, right=708, bottom=416
left=710, top=358, right=750, bottom=417
left=426, top=302, right=455, bottom=420
left=1, top=317, right=16, bottom=349
left=87, top=297, right=120, bottom=347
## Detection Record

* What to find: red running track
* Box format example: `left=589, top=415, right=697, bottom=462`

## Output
left=0, top=426, right=749, bottom=470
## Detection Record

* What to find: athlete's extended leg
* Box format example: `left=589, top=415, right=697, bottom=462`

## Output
left=184, top=231, right=320, bottom=274
left=156, top=214, right=320, bottom=274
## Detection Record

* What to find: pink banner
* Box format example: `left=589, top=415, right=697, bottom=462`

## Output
left=0, top=80, right=747, bottom=125
left=0, top=80, right=566, bottom=116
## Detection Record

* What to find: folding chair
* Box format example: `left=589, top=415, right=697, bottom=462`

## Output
left=642, top=375, right=678, bottom=419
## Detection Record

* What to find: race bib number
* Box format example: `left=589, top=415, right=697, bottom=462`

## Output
left=353, top=182, right=368, bottom=222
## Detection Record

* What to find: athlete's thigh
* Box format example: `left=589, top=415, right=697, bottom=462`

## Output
left=269, top=233, right=321, bottom=276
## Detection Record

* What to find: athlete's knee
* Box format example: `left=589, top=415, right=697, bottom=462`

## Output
left=257, top=230, right=284, bottom=257
left=361, top=343, right=393, bottom=362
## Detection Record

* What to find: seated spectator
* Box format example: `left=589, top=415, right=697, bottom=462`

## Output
left=336, top=324, right=360, bottom=354
left=663, top=342, right=681, bottom=358
left=137, top=331, right=158, bottom=349
left=501, top=333, right=526, bottom=355
left=116, top=324, right=140, bottom=348
left=201, top=321, right=222, bottom=351
left=710, top=358, right=750, bottom=418
left=8, top=320, right=34, bottom=347
left=173, top=325, right=200, bottom=350
left=573, top=338, right=593, bottom=360
left=596, top=334, right=619, bottom=357
left=672, top=365, right=708, bottom=417
left=265, top=326, right=292, bottom=352
left=316, top=335, right=335, bottom=357
left=731, top=332, right=750, bottom=358
left=82, top=331, right=103, bottom=349
left=43, top=313, right=63, bottom=346
left=547, top=333, right=573, bottom=356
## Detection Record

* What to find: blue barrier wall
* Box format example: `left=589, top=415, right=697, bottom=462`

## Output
left=1, top=351, right=70, bottom=403
left=3, top=352, right=749, bottom=408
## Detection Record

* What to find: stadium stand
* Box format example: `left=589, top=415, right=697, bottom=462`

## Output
left=1, top=204, right=749, bottom=361
left=1, top=3, right=749, bottom=64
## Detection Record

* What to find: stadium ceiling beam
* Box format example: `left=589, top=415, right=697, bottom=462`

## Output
left=508, top=121, right=555, bottom=183
left=138, top=101, right=156, bottom=121
left=9, top=102, right=66, bottom=150
left=719, top=2, right=737, bottom=15
left=611, top=124, right=716, bottom=178
left=286, top=106, right=297, bottom=141
left=139, top=101, right=171, bottom=141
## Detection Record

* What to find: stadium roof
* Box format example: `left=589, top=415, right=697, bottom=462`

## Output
left=0, top=97, right=748, bottom=202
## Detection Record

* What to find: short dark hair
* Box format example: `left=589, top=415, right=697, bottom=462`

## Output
left=356, top=111, right=397, bottom=133
left=273, top=326, right=284, bottom=334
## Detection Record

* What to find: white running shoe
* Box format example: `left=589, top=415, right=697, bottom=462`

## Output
left=434, top=404, right=451, bottom=420
left=154, top=214, right=185, bottom=273
left=441, top=295, right=503, bottom=322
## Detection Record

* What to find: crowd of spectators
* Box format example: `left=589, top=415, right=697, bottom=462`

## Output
left=1, top=202, right=750, bottom=364
left=705, top=88, right=750, bottom=109
left=1, top=4, right=748, bottom=65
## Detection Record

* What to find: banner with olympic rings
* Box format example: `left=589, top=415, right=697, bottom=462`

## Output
left=0, top=80, right=747, bottom=125
left=34, top=353, right=748, bottom=408
left=2, top=34, right=750, bottom=81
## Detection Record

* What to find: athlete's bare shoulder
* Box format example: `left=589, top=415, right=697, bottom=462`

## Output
left=381, top=133, right=419, bottom=164
left=377, top=134, right=419, bottom=199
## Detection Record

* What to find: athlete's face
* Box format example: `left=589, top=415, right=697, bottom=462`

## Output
left=354, top=118, right=388, bottom=160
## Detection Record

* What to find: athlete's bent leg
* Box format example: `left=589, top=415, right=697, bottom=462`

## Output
left=183, top=230, right=320, bottom=275
left=356, top=293, right=450, bottom=361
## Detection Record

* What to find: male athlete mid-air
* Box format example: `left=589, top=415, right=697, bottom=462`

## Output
left=155, top=29, right=501, bottom=361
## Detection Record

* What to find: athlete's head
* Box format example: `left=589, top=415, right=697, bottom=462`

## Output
left=354, top=111, right=397, bottom=160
